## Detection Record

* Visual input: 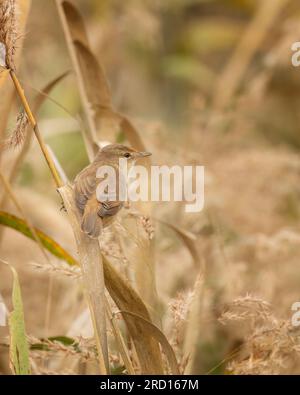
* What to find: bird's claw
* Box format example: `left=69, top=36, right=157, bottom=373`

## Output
left=60, top=201, right=67, bottom=212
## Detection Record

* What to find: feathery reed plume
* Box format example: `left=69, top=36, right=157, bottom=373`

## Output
left=219, top=296, right=300, bottom=374
left=219, top=295, right=272, bottom=324
left=2, top=110, right=28, bottom=149
left=168, top=289, right=194, bottom=366
left=28, top=336, right=97, bottom=363
left=127, top=210, right=155, bottom=240
left=30, top=260, right=82, bottom=280
left=0, top=0, right=18, bottom=70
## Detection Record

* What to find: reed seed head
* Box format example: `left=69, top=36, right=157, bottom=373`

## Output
left=3, top=110, right=29, bottom=150
left=0, top=0, right=18, bottom=70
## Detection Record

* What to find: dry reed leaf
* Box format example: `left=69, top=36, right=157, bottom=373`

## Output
left=60, top=1, right=88, bottom=46
left=117, top=310, right=180, bottom=375
left=74, top=40, right=148, bottom=152
left=73, top=40, right=148, bottom=152
left=58, top=184, right=108, bottom=374
left=57, top=1, right=147, bottom=153
left=158, top=219, right=201, bottom=268
left=73, top=40, right=112, bottom=113
left=0, top=210, right=77, bottom=265
left=102, top=255, right=164, bottom=374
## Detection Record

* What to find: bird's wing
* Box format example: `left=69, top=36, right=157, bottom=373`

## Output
left=74, top=166, right=97, bottom=213
left=80, top=196, right=102, bottom=238
left=74, top=165, right=123, bottom=217
left=97, top=167, right=124, bottom=217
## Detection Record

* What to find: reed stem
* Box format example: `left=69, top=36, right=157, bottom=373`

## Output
left=9, top=70, right=62, bottom=189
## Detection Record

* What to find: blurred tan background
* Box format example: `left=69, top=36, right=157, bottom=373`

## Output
left=1, top=0, right=300, bottom=374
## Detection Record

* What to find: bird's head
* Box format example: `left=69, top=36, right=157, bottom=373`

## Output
left=98, top=144, right=151, bottom=162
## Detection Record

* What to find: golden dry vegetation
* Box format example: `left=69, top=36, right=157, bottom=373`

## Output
left=1, top=0, right=300, bottom=375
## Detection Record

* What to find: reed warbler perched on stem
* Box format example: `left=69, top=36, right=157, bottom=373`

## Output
left=74, top=144, right=151, bottom=238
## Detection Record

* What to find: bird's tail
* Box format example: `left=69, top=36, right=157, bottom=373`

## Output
left=81, top=200, right=102, bottom=238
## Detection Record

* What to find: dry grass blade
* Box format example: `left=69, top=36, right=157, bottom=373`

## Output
left=32, top=71, right=70, bottom=112
left=102, top=255, right=164, bottom=374
left=117, top=310, right=180, bottom=375
left=183, top=274, right=204, bottom=374
left=58, top=184, right=108, bottom=374
left=105, top=299, right=135, bottom=375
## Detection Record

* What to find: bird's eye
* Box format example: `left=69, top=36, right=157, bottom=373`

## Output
left=124, top=152, right=131, bottom=158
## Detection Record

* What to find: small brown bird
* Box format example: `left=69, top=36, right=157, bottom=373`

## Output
left=74, top=144, right=151, bottom=238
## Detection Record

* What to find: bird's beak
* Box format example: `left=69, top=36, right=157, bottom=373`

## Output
left=134, top=151, right=152, bottom=158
